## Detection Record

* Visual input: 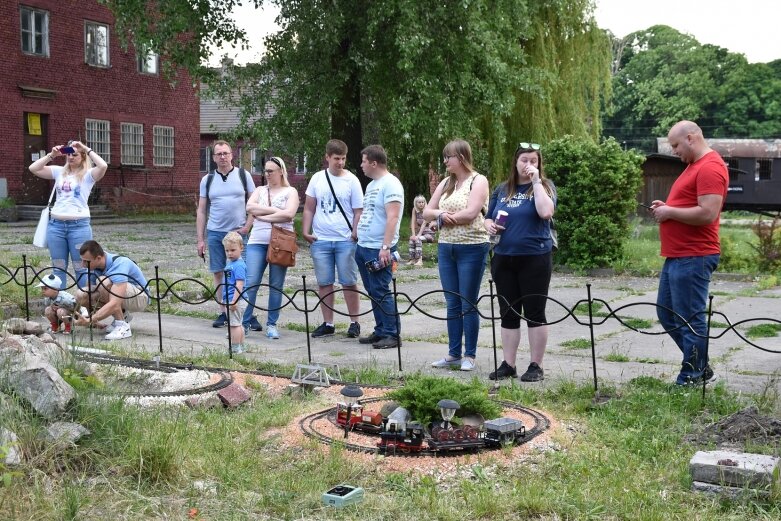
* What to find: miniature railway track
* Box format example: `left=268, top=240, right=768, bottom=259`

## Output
left=299, top=396, right=551, bottom=457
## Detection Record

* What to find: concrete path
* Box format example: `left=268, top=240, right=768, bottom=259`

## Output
left=3, top=219, right=780, bottom=394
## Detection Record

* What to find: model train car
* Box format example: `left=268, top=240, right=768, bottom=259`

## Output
left=335, top=402, right=384, bottom=434
left=377, top=416, right=526, bottom=454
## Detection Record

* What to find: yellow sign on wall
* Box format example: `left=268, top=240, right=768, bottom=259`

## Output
left=28, top=113, right=42, bottom=135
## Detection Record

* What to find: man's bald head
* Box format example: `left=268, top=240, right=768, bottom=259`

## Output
left=667, top=120, right=709, bottom=164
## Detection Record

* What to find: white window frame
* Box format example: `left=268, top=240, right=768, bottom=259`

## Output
left=296, top=153, right=307, bottom=174
left=250, top=149, right=265, bottom=174
left=153, top=126, right=174, bottom=167
left=86, top=119, right=111, bottom=163
left=84, top=21, right=109, bottom=67
left=137, top=50, right=158, bottom=75
left=200, top=146, right=211, bottom=173
left=20, top=6, right=49, bottom=57
left=120, top=123, right=144, bottom=166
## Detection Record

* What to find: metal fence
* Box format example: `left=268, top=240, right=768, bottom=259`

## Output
left=3, top=256, right=780, bottom=396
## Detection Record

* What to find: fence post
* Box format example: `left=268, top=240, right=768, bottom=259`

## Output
left=223, top=268, right=232, bottom=360
left=22, top=255, right=30, bottom=321
left=85, top=260, right=94, bottom=345
left=302, top=275, right=312, bottom=364
left=392, top=277, right=402, bottom=373
left=154, top=266, right=163, bottom=356
left=489, top=279, right=499, bottom=386
left=701, top=294, right=714, bottom=399
left=586, top=283, right=598, bottom=393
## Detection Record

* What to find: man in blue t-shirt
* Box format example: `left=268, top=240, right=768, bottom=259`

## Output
left=355, top=145, right=404, bottom=349
left=74, top=240, right=150, bottom=340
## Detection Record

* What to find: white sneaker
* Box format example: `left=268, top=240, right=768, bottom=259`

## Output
left=105, top=323, right=132, bottom=340
left=79, top=306, right=89, bottom=319
left=431, top=357, right=462, bottom=368
left=266, top=325, right=280, bottom=339
left=104, top=320, right=117, bottom=333
left=124, top=310, right=133, bottom=323
left=460, top=358, right=475, bottom=371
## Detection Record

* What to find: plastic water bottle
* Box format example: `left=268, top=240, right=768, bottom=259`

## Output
left=490, top=210, right=508, bottom=247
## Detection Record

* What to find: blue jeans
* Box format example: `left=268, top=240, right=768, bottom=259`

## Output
left=47, top=218, right=92, bottom=289
left=355, top=245, right=397, bottom=338
left=207, top=229, right=247, bottom=273
left=656, top=254, right=719, bottom=383
left=438, top=242, right=489, bottom=359
left=241, top=243, right=288, bottom=327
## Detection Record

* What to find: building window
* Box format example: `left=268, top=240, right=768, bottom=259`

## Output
left=85, top=21, right=109, bottom=67
left=251, top=149, right=265, bottom=174
left=20, top=6, right=49, bottom=57
left=120, top=123, right=144, bottom=166
left=296, top=153, right=306, bottom=174
left=200, top=147, right=211, bottom=173
left=86, top=119, right=111, bottom=163
left=153, top=126, right=174, bottom=167
left=757, top=158, right=772, bottom=181
left=138, top=50, right=158, bottom=74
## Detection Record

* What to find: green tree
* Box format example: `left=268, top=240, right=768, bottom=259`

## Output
left=105, top=0, right=612, bottom=199
left=544, top=137, right=644, bottom=270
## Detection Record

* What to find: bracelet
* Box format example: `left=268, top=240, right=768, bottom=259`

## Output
left=86, top=149, right=93, bottom=155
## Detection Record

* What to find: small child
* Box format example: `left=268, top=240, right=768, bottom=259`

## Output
left=222, top=232, right=247, bottom=354
left=408, top=195, right=436, bottom=266
left=37, top=273, right=86, bottom=333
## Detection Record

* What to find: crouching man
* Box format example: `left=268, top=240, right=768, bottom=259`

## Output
left=74, top=240, right=150, bottom=340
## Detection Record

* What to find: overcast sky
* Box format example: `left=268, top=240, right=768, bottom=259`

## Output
left=210, top=0, right=780, bottom=65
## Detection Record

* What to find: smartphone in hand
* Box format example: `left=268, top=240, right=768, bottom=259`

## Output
left=638, top=203, right=653, bottom=210
left=61, top=146, right=76, bottom=154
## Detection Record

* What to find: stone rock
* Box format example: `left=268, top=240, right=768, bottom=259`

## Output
left=3, top=318, right=26, bottom=335
left=0, top=428, right=22, bottom=466
left=45, top=422, right=91, bottom=446
left=285, top=384, right=303, bottom=398
left=39, top=333, right=56, bottom=343
left=217, top=383, right=251, bottom=408
left=690, top=450, right=781, bottom=489
left=24, top=321, right=43, bottom=335
left=193, top=480, right=218, bottom=494
left=24, top=334, right=70, bottom=367
left=185, top=394, right=223, bottom=409
left=692, top=480, right=771, bottom=499
left=379, top=401, right=401, bottom=418
left=7, top=359, right=76, bottom=419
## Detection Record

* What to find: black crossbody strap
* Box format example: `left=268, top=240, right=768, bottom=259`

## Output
left=324, top=169, right=353, bottom=232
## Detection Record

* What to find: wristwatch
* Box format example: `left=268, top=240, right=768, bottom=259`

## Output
left=381, top=244, right=389, bottom=251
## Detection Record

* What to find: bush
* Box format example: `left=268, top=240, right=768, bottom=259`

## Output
left=386, top=375, right=501, bottom=426
left=544, top=137, right=644, bottom=270
left=751, top=217, right=781, bottom=272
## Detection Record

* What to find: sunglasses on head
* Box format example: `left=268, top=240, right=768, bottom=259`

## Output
left=517, top=142, right=541, bottom=151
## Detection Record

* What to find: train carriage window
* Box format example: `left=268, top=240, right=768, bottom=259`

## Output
left=725, top=157, right=739, bottom=182
left=756, top=159, right=772, bottom=181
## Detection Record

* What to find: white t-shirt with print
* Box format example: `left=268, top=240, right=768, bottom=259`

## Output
left=305, top=169, right=363, bottom=241
left=357, top=173, right=404, bottom=249
left=50, top=167, right=96, bottom=220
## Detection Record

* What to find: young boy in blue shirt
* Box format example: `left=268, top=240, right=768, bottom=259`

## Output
left=222, top=232, right=247, bottom=354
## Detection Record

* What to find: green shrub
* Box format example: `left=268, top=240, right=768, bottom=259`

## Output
left=544, top=137, right=644, bottom=270
left=386, top=375, right=502, bottom=426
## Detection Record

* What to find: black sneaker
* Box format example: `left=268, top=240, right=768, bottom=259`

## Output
left=212, top=312, right=228, bottom=328
left=520, top=362, right=544, bottom=382
left=372, top=336, right=399, bottom=349
left=679, top=366, right=718, bottom=386
left=359, top=333, right=381, bottom=344
left=311, top=322, right=335, bottom=338
left=489, top=361, right=517, bottom=380
left=246, top=316, right=263, bottom=332
left=347, top=322, right=361, bottom=338
left=703, top=365, right=716, bottom=383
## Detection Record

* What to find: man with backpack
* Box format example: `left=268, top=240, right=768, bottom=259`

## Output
left=196, top=140, right=256, bottom=329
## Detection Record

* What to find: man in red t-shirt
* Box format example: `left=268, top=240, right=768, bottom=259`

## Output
left=650, top=120, right=728, bottom=386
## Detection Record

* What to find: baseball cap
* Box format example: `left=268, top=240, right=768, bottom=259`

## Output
left=36, top=273, right=62, bottom=289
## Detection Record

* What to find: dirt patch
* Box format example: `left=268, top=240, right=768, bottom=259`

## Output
left=685, top=406, right=781, bottom=447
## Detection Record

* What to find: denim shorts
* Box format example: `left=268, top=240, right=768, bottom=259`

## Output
left=207, top=229, right=247, bottom=273
left=310, top=239, right=358, bottom=286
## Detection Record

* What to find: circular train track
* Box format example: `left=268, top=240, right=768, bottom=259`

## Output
left=299, top=396, right=551, bottom=457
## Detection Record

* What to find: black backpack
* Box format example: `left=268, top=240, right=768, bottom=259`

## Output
left=205, top=167, right=250, bottom=204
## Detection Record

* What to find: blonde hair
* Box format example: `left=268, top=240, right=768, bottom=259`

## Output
left=267, top=157, right=290, bottom=187
left=222, top=231, right=244, bottom=249
left=413, top=195, right=427, bottom=206
left=63, top=141, right=93, bottom=180
left=442, top=139, right=475, bottom=198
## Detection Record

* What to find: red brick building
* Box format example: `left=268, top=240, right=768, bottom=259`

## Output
left=2, top=0, right=199, bottom=210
